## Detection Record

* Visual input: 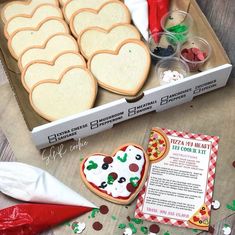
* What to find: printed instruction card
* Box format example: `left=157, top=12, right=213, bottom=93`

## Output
left=135, top=128, right=219, bottom=231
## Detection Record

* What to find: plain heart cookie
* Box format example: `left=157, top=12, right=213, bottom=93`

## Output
left=88, top=39, right=151, bottom=96
left=4, top=4, right=63, bottom=39
left=1, top=0, right=58, bottom=23
left=22, top=52, right=86, bottom=92
left=8, top=17, right=69, bottom=59
left=70, top=0, right=131, bottom=39
left=30, top=66, right=97, bottom=121
left=79, top=23, right=141, bottom=60
left=63, top=0, right=110, bottom=22
left=18, top=33, right=78, bottom=71
left=80, top=144, right=149, bottom=204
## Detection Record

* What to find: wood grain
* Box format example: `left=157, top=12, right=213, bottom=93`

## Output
left=0, top=59, right=7, bottom=86
left=0, top=128, right=15, bottom=161
left=197, top=0, right=235, bottom=79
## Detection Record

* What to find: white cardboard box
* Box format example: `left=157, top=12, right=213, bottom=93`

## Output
left=32, top=64, right=232, bottom=149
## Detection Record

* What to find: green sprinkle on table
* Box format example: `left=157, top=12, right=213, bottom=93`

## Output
left=128, top=223, right=137, bottom=234
left=140, top=226, right=148, bottom=234
left=226, top=200, right=235, bottom=211
left=91, top=208, right=100, bottom=218
left=163, top=231, right=170, bottom=235
left=118, top=223, right=126, bottom=229
left=130, top=218, right=143, bottom=224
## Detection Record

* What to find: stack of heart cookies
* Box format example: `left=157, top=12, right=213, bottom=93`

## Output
left=2, top=0, right=97, bottom=121
left=1, top=0, right=150, bottom=122
left=66, top=0, right=151, bottom=96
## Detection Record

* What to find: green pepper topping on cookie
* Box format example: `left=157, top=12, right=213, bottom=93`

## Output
left=117, top=153, right=128, bottom=162
left=87, top=160, right=98, bottom=170
left=130, top=177, right=139, bottom=187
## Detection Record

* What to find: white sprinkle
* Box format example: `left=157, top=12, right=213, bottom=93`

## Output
left=212, top=200, right=221, bottom=210
left=74, top=222, right=86, bottom=234
left=222, top=225, right=231, bottom=235
left=160, top=70, right=184, bottom=84
left=123, top=227, right=133, bottom=235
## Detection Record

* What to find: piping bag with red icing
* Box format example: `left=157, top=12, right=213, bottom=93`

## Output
left=148, top=0, right=169, bottom=35
left=0, top=162, right=97, bottom=234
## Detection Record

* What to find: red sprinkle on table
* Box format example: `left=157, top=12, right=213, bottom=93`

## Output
left=99, top=205, right=109, bottom=215
left=92, top=221, right=103, bottom=231
left=149, top=224, right=160, bottom=233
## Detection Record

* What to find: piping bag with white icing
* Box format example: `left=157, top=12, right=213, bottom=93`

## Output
left=0, top=162, right=96, bottom=208
left=124, top=0, right=149, bottom=41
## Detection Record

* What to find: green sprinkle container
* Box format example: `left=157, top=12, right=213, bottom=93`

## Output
left=161, top=10, right=194, bottom=44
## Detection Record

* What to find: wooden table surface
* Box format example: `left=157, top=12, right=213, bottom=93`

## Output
left=0, top=1, right=234, bottom=235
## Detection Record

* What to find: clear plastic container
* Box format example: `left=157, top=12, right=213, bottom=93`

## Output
left=148, top=32, right=179, bottom=65
left=156, top=57, right=190, bottom=85
left=161, top=10, right=194, bottom=44
left=180, top=36, right=212, bottom=72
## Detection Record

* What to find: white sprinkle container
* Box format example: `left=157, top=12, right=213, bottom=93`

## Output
left=156, top=57, right=190, bottom=85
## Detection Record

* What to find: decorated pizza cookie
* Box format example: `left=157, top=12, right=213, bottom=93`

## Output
left=188, top=203, right=210, bottom=229
left=80, top=144, right=149, bottom=204
left=147, top=128, right=170, bottom=163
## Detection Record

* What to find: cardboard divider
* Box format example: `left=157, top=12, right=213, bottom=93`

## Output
left=0, top=0, right=231, bottom=134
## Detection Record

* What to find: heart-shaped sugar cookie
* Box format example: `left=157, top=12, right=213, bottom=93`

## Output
left=4, top=4, right=63, bottom=39
left=88, top=39, right=151, bottom=96
left=80, top=144, right=149, bottom=204
left=18, top=33, right=78, bottom=71
left=79, top=23, right=140, bottom=59
left=8, top=18, right=69, bottom=59
left=63, top=0, right=110, bottom=22
left=22, top=52, right=86, bottom=92
left=30, top=66, right=97, bottom=121
left=1, top=0, right=58, bottom=23
left=70, top=1, right=131, bottom=39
